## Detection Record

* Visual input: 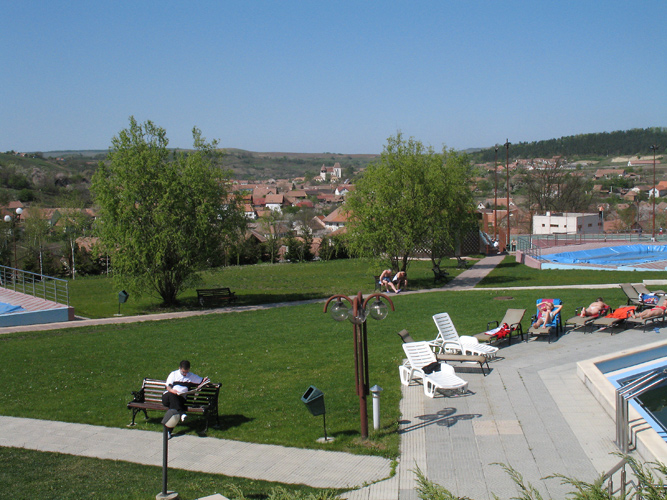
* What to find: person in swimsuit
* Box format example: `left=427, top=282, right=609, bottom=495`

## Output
left=392, top=271, right=407, bottom=293
left=379, top=269, right=398, bottom=293
left=532, top=302, right=562, bottom=328
left=631, top=303, right=667, bottom=320
left=580, top=297, right=609, bottom=317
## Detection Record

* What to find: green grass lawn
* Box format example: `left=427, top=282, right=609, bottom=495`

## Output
left=5, top=255, right=663, bottom=498
left=68, top=257, right=474, bottom=318
left=479, top=255, right=667, bottom=287
left=0, top=447, right=341, bottom=500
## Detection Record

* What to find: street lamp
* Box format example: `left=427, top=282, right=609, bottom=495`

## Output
left=494, top=146, right=499, bottom=241
left=3, top=207, right=23, bottom=270
left=504, top=139, right=511, bottom=252
left=650, top=145, right=658, bottom=240
left=323, top=291, right=394, bottom=439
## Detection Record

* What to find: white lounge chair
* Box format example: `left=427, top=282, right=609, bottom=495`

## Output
left=399, top=341, right=468, bottom=398
left=431, top=312, right=499, bottom=358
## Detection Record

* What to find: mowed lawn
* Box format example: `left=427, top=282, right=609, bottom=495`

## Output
left=2, top=256, right=663, bottom=497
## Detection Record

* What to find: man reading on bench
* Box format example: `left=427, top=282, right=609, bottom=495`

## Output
left=162, top=360, right=210, bottom=422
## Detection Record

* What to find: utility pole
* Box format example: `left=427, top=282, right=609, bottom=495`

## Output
left=504, top=139, right=511, bottom=251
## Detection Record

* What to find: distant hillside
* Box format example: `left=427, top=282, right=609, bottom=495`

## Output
left=472, top=127, right=667, bottom=162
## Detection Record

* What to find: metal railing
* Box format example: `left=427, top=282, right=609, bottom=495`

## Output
left=603, top=458, right=638, bottom=499
left=616, top=368, right=667, bottom=454
left=0, top=265, right=69, bottom=307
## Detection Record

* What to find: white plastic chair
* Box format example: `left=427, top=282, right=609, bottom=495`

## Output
left=399, top=341, right=468, bottom=398
left=431, top=312, right=499, bottom=358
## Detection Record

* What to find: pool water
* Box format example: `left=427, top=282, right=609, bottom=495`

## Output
left=545, top=244, right=667, bottom=267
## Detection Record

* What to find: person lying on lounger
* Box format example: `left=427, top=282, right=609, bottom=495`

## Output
left=630, top=303, right=667, bottom=320
left=532, top=302, right=563, bottom=328
left=579, top=297, right=609, bottom=317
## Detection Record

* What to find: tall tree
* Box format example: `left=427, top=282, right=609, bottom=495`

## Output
left=92, top=117, right=242, bottom=305
left=521, top=160, right=594, bottom=213
left=344, top=133, right=477, bottom=271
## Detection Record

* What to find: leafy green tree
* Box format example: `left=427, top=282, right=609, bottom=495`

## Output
left=92, top=117, right=242, bottom=305
left=344, top=133, right=477, bottom=271
left=22, top=207, right=52, bottom=276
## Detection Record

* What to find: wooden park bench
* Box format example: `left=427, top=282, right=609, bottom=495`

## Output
left=196, top=287, right=237, bottom=307
left=456, top=256, right=469, bottom=269
left=127, top=378, right=221, bottom=433
left=432, top=264, right=449, bottom=284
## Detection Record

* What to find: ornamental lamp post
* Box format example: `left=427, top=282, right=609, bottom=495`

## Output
left=3, top=207, right=23, bottom=271
left=650, top=145, right=658, bottom=241
left=323, top=291, right=394, bottom=439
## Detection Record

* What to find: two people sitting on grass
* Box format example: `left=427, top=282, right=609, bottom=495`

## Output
left=531, top=301, right=563, bottom=328
left=379, top=269, right=408, bottom=294
left=579, top=297, right=609, bottom=317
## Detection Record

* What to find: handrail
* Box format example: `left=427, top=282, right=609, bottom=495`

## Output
left=0, top=265, right=69, bottom=307
left=616, top=368, right=667, bottom=454
left=603, top=458, right=638, bottom=499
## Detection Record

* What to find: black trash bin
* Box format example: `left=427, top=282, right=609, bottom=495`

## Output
left=118, top=290, right=129, bottom=304
left=301, top=386, right=325, bottom=416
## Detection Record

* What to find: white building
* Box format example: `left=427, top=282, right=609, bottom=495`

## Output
left=532, top=212, right=603, bottom=235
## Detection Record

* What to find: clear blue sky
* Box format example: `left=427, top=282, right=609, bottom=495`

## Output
left=2, top=1, right=665, bottom=154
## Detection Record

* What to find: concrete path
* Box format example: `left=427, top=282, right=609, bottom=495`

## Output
left=1, top=254, right=663, bottom=499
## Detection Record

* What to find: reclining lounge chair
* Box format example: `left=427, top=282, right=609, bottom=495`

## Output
left=397, top=330, right=490, bottom=375
left=565, top=304, right=611, bottom=333
left=399, top=341, right=469, bottom=398
left=474, top=308, right=525, bottom=345
left=591, top=305, right=636, bottom=333
left=431, top=312, right=499, bottom=358
left=528, top=298, right=563, bottom=343
left=625, top=297, right=667, bottom=332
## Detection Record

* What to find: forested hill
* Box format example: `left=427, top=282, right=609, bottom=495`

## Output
left=472, top=127, right=667, bottom=162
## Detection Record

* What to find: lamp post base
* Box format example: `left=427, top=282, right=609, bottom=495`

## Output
left=156, top=491, right=180, bottom=500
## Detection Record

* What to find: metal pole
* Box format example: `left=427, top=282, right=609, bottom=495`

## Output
left=494, top=146, right=499, bottom=240
left=162, top=424, right=169, bottom=495
left=505, top=139, right=511, bottom=251
left=651, top=145, right=658, bottom=240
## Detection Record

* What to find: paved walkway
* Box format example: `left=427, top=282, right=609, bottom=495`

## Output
left=1, top=254, right=664, bottom=499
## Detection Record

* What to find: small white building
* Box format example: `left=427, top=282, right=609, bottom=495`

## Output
left=532, top=212, right=603, bottom=235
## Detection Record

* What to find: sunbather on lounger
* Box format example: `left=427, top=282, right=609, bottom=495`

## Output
left=630, top=304, right=667, bottom=320
left=580, top=297, right=609, bottom=317
left=532, top=302, right=563, bottom=328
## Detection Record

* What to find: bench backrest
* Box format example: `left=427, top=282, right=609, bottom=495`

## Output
left=141, top=378, right=220, bottom=407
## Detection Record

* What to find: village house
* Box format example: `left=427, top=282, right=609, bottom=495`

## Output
left=322, top=206, right=348, bottom=232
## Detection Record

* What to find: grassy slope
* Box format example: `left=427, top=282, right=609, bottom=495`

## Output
left=4, top=256, right=663, bottom=497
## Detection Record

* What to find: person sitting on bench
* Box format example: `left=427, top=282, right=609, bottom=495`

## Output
left=579, top=297, right=609, bottom=317
left=162, top=360, right=209, bottom=422
left=379, top=269, right=399, bottom=293
left=392, top=271, right=407, bottom=292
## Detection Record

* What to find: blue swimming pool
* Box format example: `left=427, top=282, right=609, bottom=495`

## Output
left=541, top=244, right=667, bottom=271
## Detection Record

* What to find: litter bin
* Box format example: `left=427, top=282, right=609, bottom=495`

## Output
left=118, top=290, right=129, bottom=304
left=301, top=386, right=326, bottom=416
